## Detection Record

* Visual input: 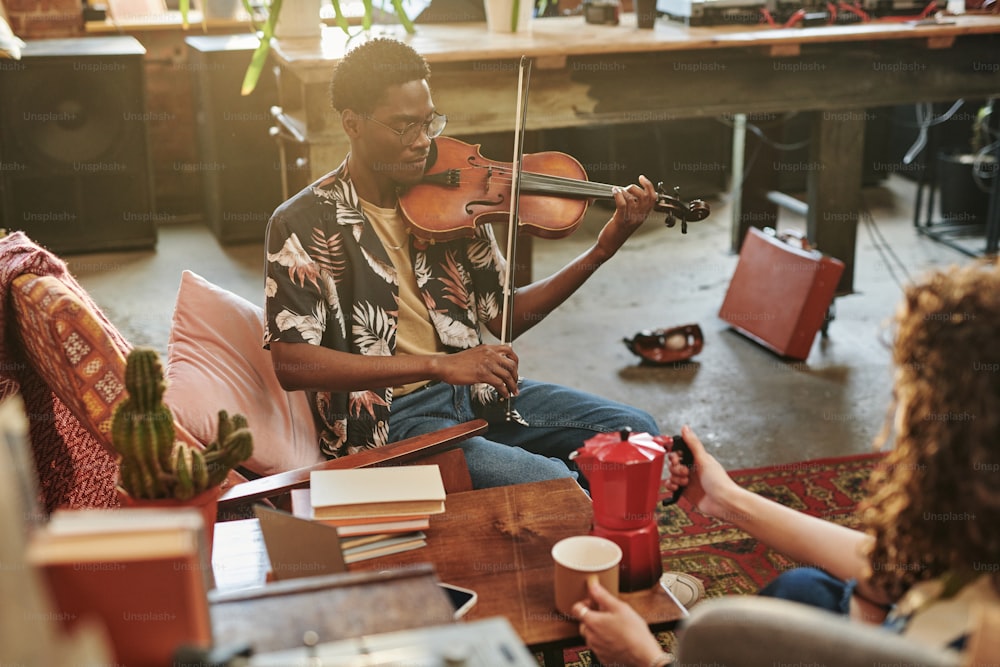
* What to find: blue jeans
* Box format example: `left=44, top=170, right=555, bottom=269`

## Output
left=759, top=567, right=855, bottom=615
left=759, top=567, right=974, bottom=649
left=389, top=379, right=660, bottom=489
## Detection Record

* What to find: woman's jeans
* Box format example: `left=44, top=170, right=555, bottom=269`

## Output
left=389, top=379, right=660, bottom=489
left=759, top=567, right=856, bottom=615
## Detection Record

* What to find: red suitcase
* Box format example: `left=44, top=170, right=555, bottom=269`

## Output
left=719, top=227, right=845, bottom=361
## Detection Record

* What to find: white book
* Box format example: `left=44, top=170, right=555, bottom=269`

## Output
left=309, top=465, right=446, bottom=520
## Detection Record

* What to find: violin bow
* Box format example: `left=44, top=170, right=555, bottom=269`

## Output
left=499, top=55, right=532, bottom=422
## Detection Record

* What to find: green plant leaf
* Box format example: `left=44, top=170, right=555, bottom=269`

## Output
left=263, top=0, right=284, bottom=39
left=241, top=0, right=283, bottom=96
left=390, top=0, right=416, bottom=33
left=180, top=0, right=190, bottom=28
left=241, top=0, right=264, bottom=33
left=511, top=0, right=520, bottom=31
left=362, top=0, right=374, bottom=31
left=330, top=0, right=352, bottom=33
left=241, top=35, right=271, bottom=95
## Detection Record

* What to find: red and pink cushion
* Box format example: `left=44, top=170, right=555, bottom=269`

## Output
left=12, top=274, right=128, bottom=441
left=8, top=274, right=123, bottom=511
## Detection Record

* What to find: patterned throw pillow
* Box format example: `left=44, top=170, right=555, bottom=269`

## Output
left=11, top=274, right=127, bottom=442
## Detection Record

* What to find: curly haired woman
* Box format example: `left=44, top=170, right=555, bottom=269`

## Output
left=572, top=261, right=1000, bottom=667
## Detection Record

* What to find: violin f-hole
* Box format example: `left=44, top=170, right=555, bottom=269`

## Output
left=465, top=194, right=506, bottom=215
left=463, top=160, right=506, bottom=214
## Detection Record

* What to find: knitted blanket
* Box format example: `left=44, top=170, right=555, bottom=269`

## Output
left=0, top=232, right=127, bottom=512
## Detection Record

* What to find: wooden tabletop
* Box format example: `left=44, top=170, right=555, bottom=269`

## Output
left=213, top=477, right=686, bottom=651
left=85, top=9, right=253, bottom=34
left=272, top=12, right=1000, bottom=72
left=354, top=477, right=686, bottom=647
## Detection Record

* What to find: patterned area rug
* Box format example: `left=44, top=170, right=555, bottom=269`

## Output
left=552, top=452, right=884, bottom=666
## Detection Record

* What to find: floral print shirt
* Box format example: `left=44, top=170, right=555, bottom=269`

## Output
left=264, top=159, right=507, bottom=458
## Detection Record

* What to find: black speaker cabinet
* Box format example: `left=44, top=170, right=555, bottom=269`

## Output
left=0, top=37, right=157, bottom=254
left=185, top=35, right=283, bottom=244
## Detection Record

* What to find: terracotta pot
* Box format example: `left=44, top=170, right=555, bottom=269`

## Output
left=115, top=485, right=222, bottom=559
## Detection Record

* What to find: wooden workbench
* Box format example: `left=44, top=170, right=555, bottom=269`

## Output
left=270, top=13, right=1000, bottom=291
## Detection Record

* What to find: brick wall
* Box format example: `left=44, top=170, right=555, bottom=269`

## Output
left=135, top=30, right=203, bottom=218
left=4, top=0, right=84, bottom=38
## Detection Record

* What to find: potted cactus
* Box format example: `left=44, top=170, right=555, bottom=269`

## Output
left=111, top=347, right=253, bottom=551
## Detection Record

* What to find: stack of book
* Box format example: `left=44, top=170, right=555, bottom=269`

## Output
left=294, top=465, right=447, bottom=562
left=25, top=507, right=213, bottom=667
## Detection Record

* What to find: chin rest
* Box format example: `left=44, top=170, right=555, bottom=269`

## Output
left=623, top=324, right=704, bottom=365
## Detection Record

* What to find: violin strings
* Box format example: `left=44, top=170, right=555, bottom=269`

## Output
left=523, top=172, right=616, bottom=198
left=459, top=165, right=616, bottom=199
left=487, top=167, right=613, bottom=197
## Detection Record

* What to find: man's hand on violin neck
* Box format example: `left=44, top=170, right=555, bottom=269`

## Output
left=599, top=175, right=658, bottom=256
left=436, top=344, right=520, bottom=398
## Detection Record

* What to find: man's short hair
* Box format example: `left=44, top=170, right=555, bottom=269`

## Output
left=329, top=38, right=431, bottom=114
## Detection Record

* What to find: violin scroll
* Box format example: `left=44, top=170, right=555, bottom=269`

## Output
left=654, top=183, right=711, bottom=234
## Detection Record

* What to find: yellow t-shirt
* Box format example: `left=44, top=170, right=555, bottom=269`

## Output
left=359, top=199, right=445, bottom=396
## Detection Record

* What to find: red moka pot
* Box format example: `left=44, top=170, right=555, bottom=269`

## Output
left=571, top=429, right=668, bottom=591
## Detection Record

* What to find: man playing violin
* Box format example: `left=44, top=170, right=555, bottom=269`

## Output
left=264, top=37, right=668, bottom=488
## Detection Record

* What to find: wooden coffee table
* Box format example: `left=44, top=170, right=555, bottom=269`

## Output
left=213, top=477, right=687, bottom=663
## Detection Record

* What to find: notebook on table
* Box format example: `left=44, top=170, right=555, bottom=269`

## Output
left=253, top=505, right=427, bottom=580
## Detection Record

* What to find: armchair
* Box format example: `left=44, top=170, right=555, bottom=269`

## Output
left=674, top=594, right=998, bottom=667
left=0, top=233, right=480, bottom=516
left=158, top=269, right=481, bottom=512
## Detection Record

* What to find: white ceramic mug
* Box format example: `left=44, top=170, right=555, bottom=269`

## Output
left=551, top=535, right=622, bottom=616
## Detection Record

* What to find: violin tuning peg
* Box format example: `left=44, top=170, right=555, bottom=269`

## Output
left=681, top=219, right=688, bottom=234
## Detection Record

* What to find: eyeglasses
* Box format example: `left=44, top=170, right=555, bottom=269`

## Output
left=366, top=112, right=448, bottom=146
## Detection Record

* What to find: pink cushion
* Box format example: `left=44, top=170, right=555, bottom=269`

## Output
left=164, top=270, right=323, bottom=476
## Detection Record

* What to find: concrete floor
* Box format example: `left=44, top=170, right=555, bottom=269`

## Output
left=71, top=174, right=979, bottom=471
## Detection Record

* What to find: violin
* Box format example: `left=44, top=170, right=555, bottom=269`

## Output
left=398, top=136, right=711, bottom=243
left=399, top=56, right=709, bottom=423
